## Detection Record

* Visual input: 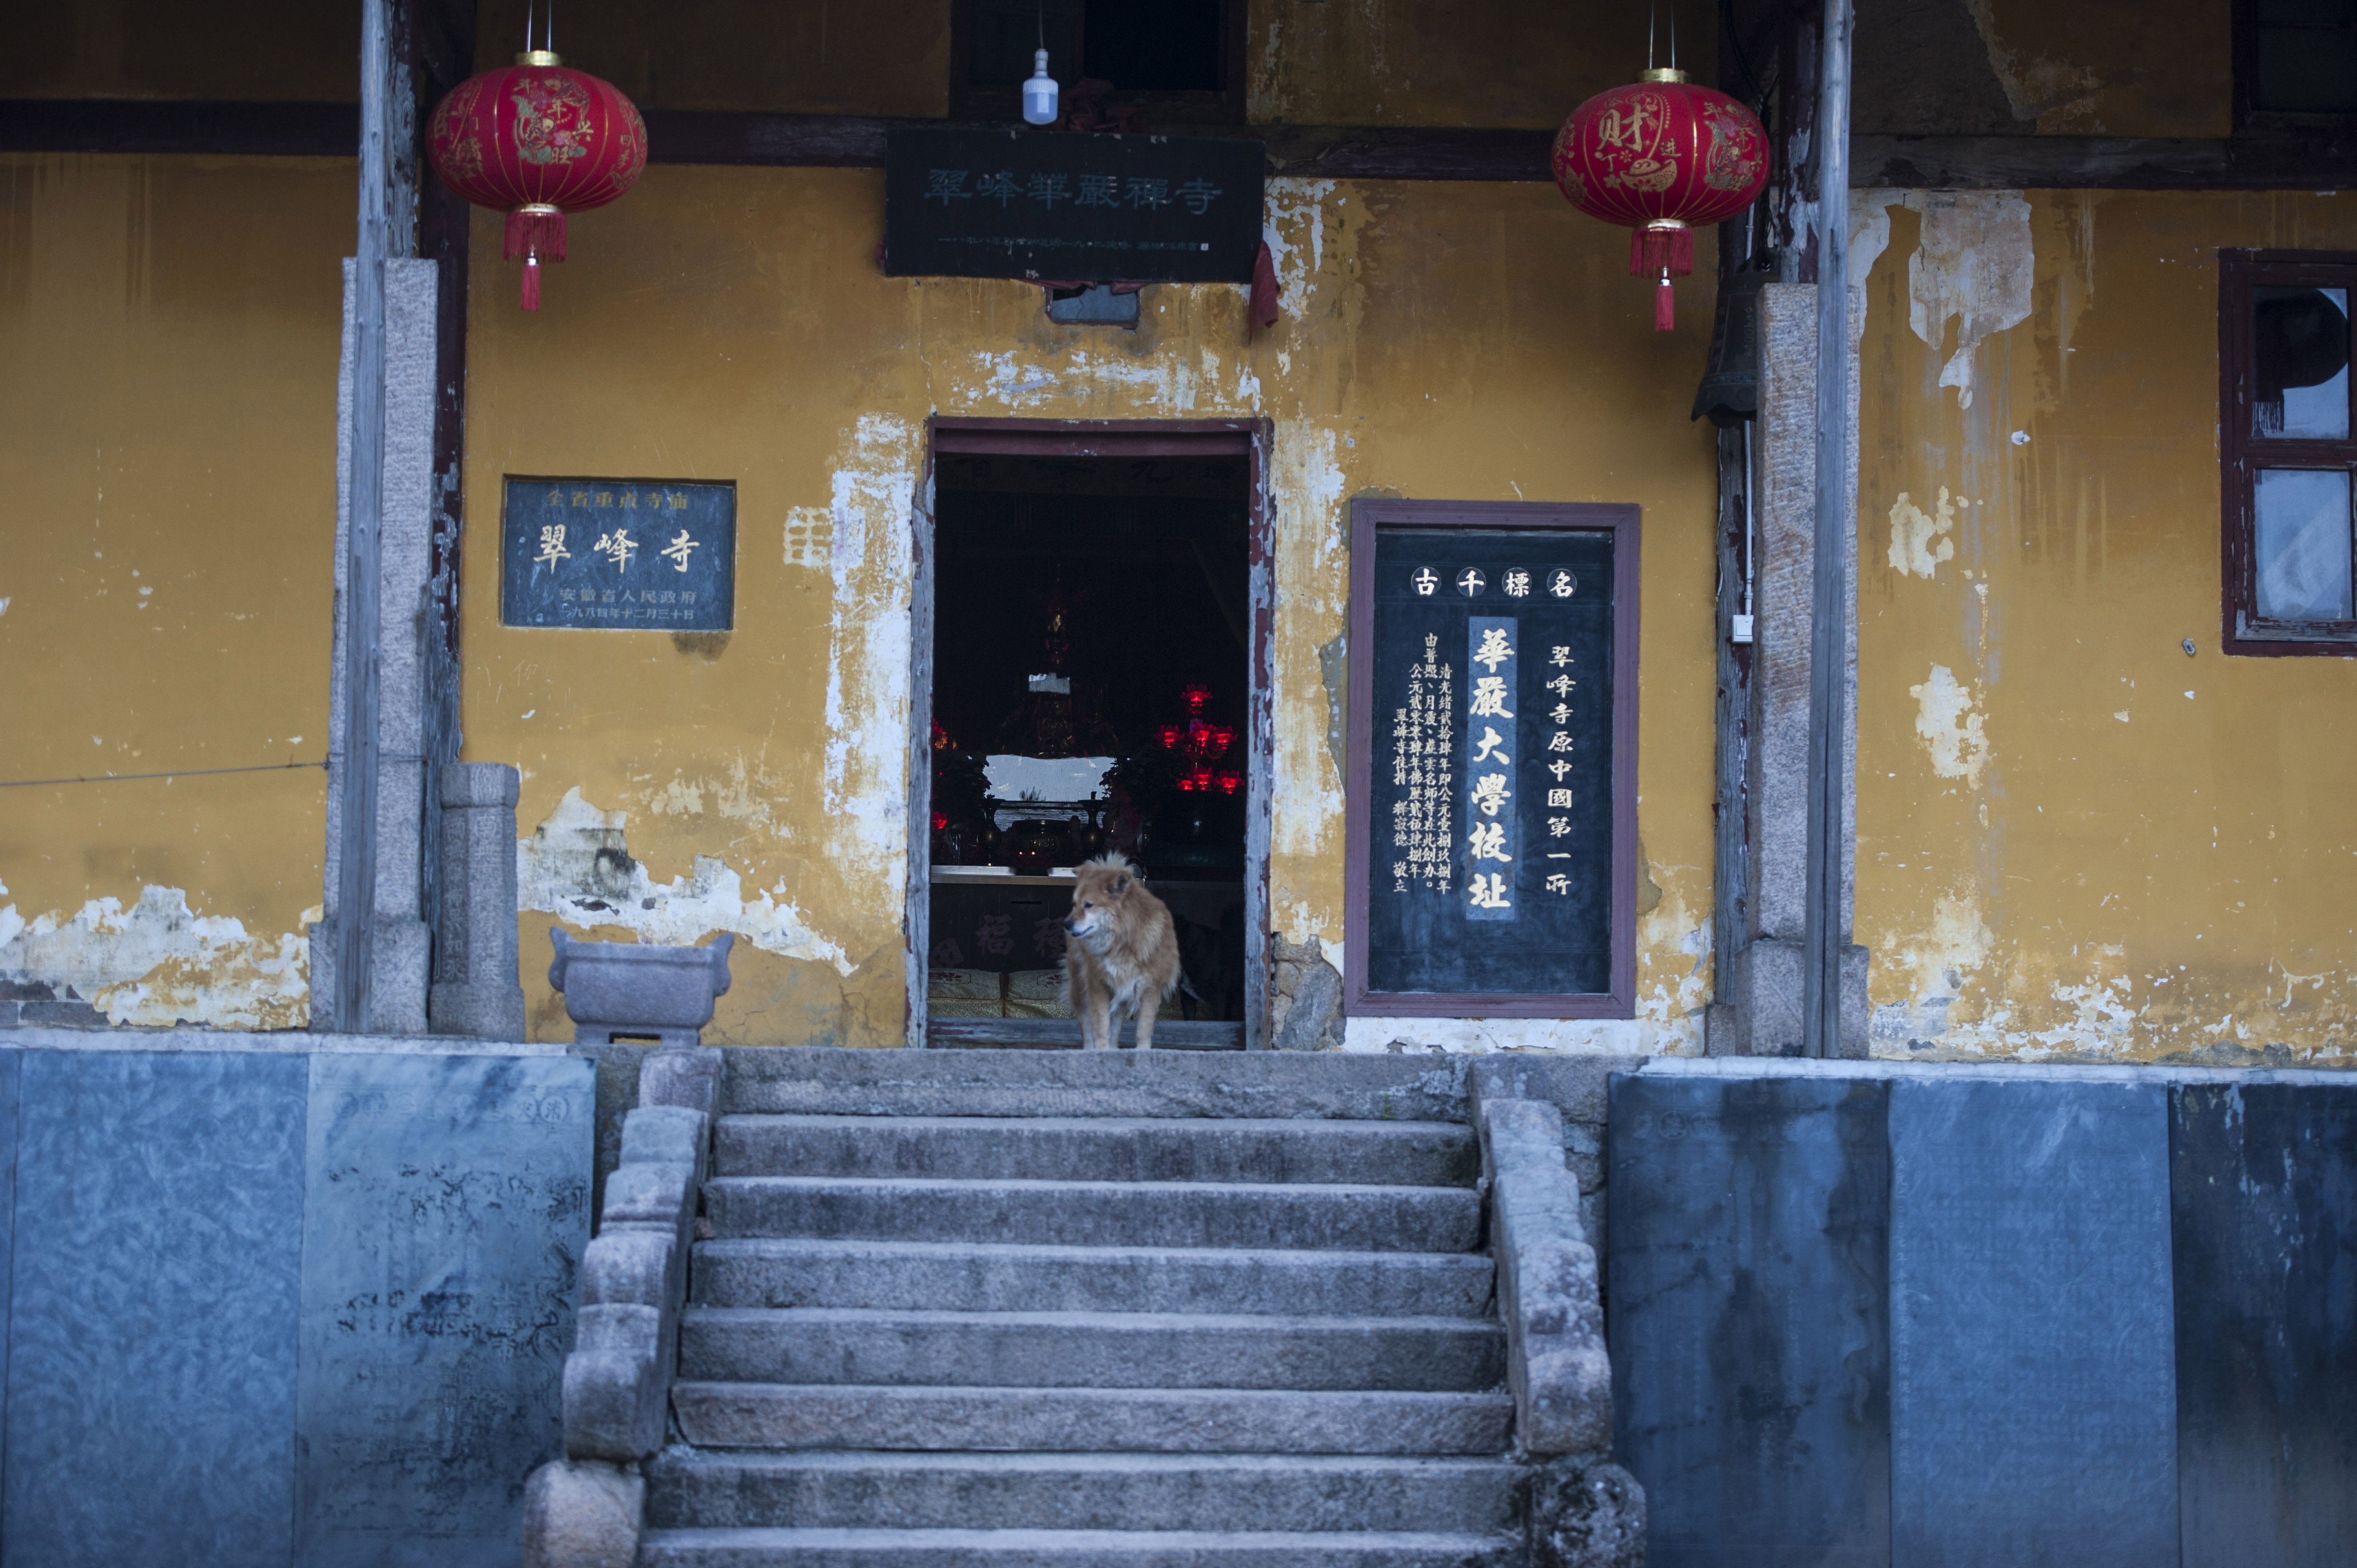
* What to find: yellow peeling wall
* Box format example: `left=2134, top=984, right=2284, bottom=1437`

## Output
left=460, top=168, right=1724, bottom=1049
left=0, top=153, right=347, bottom=1026
left=1855, top=188, right=2357, bottom=1066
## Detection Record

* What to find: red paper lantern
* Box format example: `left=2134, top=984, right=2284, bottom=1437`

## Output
left=425, top=49, right=647, bottom=311
left=1551, top=69, right=1769, bottom=333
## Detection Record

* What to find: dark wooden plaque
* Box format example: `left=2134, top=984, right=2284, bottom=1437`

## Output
left=500, top=476, right=736, bottom=631
left=1344, top=501, right=1639, bottom=1017
left=884, top=126, right=1263, bottom=283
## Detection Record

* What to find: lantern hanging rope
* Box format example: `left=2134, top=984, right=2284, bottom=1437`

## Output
left=425, top=1, right=645, bottom=311
left=1550, top=52, right=1769, bottom=333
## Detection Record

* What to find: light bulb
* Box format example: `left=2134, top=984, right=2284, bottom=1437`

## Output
left=1022, top=49, right=1059, bottom=125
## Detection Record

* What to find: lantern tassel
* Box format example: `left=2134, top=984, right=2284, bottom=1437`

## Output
left=1628, top=224, right=1695, bottom=280
left=1655, top=273, right=1676, bottom=333
left=505, top=208, right=568, bottom=312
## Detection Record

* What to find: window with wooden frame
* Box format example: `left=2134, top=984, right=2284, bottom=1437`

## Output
left=2234, top=0, right=2357, bottom=123
left=950, top=0, right=1247, bottom=126
left=2221, top=251, right=2357, bottom=655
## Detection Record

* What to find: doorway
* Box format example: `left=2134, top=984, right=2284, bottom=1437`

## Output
left=908, top=420, right=1272, bottom=1049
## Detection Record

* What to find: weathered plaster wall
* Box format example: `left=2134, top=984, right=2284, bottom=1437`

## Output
left=460, top=167, right=1721, bottom=1049
left=1855, top=0, right=2231, bottom=139
left=1854, top=187, right=2357, bottom=1066
left=0, top=2, right=357, bottom=101
left=1247, top=0, right=1711, bottom=129
left=0, top=152, right=344, bottom=1027
left=469, top=0, right=951, bottom=117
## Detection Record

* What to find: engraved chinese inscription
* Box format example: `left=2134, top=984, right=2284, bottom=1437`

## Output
left=1365, top=527, right=1614, bottom=998
left=501, top=477, right=736, bottom=631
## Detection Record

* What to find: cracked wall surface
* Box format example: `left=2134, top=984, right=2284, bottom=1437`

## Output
left=1855, top=189, right=2357, bottom=1067
left=0, top=151, right=342, bottom=1032
left=460, top=163, right=1722, bottom=1050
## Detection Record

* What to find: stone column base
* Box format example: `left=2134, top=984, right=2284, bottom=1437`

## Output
left=1706, top=938, right=1869, bottom=1058
left=307, top=917, right=431, bottom=1034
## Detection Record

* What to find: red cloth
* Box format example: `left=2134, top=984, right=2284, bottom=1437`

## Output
left=1248, top=241, right=1279, bottom=334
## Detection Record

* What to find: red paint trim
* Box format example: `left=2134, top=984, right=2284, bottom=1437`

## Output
left=1342, top=499, right=1643, bottom=1022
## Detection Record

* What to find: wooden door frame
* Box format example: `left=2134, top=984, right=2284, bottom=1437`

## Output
left=907, top=415, right=1276, bottom=1049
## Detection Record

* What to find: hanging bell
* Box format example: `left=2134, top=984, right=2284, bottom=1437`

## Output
left=1691, top=261, right=1772, bottom=426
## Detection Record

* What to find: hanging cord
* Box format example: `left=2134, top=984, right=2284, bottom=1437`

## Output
left=0, top=757, right=327, bottom=791
left=1646, top=0, right=1657, bottom=71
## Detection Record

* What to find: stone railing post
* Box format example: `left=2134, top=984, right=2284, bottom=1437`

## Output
left=428, top=762, right=526, bottom=1040
left=522, top=1046, right=720, bottom=1568
left=1469, top=1068, right=1646, bottom=1568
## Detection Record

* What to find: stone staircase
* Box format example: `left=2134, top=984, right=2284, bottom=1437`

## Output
left=526, top=1049, right=1638, bottom=1568
left=640, top=1111, right=1523, bottom=1566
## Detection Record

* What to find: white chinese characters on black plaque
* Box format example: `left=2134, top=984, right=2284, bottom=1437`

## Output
left=1347, top=503, right=1636, bottom=1016
left=500, top=477, right=736, bottom=631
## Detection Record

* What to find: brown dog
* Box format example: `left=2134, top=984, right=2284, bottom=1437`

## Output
left=1062, top=854, right=1182, bottom=1050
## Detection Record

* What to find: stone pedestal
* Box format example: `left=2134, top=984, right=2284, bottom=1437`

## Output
left=428, top=762, right=527, bottom=1040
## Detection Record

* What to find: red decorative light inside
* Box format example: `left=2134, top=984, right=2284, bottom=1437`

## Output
left=932, top=811, right=949, bottom=832
left=1550, top=71, right=1769, bottom=332
left=1160, top=684, right=1238, bottom=792
left=425, top=50, right=647, bottom=311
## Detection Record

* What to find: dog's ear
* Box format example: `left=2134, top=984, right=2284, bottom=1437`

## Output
left=1109, top=872, right=1130, bottom=895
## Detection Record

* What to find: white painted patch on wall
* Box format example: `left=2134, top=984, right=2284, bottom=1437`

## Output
left=1264, top=178, right=1336, bottom=322
left=821, top=415, right=920, bottom=896
left=1888, top=488, right=1959, bottom=578
left=784, top=506, right=834, bottom=568
left=518, top=787, right=850, bottom=974
left=0, top=885, right=313, bottom=1028
left=1911, top=663, right=1991, bottom=786
left=1850, top=189, right=2036, bottom=410
left=1269, top=422, right=1350, bottom=878
left=1907, top=192, right=2035, bottom=409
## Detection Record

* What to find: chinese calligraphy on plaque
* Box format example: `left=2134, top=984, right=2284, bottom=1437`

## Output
left=501, top=477, right=736, bottom=631
left=885, top=127, right=1264, bottom=284
left=1362, top=523, right=1617, bottom=998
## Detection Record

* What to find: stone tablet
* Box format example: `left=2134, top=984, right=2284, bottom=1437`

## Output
left=4, top=1050, right=307, bottom=1567
left=1889, top=1079, right=2177, bottom=1568
left=2171, top=1082, right=2357, bottom=1568
left=1608, top=1072, right=1891, bottom=1568
left=296, top=1052, right=594, bottom=1567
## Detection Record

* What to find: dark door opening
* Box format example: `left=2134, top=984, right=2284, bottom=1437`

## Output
left=923, top=450, right=1252, bottom=1047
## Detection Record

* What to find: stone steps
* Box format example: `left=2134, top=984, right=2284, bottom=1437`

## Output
left=677, top=1307, right=1505, bottom=1391
left=713, top=1116, right=1481, bottom=1188
left=668, top=1384, right=1516, bottom=1456
left=703, top=1178, right=1481, bottom=1253
left=644, top=1451, right=1522, bottom=1534
left=690, top=1239, right=1496, bottom=1317
left=637, top=1526, right=1520, bottom=1567
left=652, top=1061, right=1535, bottom=1565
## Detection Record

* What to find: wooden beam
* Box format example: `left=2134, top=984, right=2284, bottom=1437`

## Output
left=1852, top=133, right=2355, bottom=190
left=6, top=99, right=2349, bottom=192
left=0, top=99, right=357, bottom=158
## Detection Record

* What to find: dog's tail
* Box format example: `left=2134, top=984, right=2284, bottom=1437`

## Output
left=1177, top=969, right=1202, bottom=1004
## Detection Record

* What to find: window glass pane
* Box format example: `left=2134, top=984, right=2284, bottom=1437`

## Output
left=2256, top=25, right=2357, bottom=111
left=1083, top=0, right=1223, bottom=91
left=2256, top=0, right=2354, bottom=27
left=2255, top=468, right=2354, bottom=621
left=2253, top=287, right=2350, bottom=439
